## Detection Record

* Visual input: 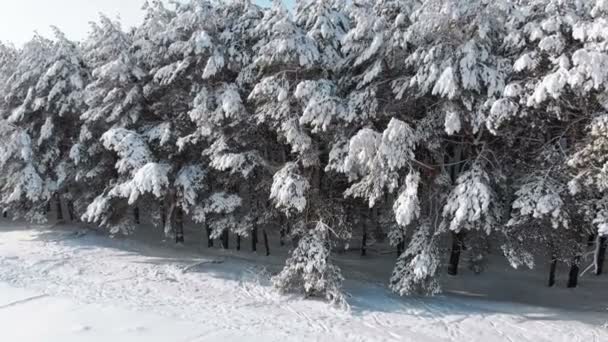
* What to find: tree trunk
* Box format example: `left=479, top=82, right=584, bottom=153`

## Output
left=369, top=207, right=381, bottom=243
left=55, top=194, right=63, bottom=221
left=361, top=231, right=367, bottom=257
left=175, top=207, right=184, bottom=244
left=222, top=230, right=229, bottom=249
left=206, top=224, right=213, bottom=248
left=3, top=210, right=7, bottom=218
left=361, top=210, right=368, bottom=256
left=251, top=224, right=258, bottom=252
left=134, top=207, right=140, bottom=225
left=567, top=257, right=581, bottom=288
left=448, top=232, right=465, bottom=276
left=588, top=234, right=596, bottom=247
left=397, top=240, right=405, bottom=257
left=596, top=236, right=607, bottom=276
left=236, top=235, right=241, bottom=251
left=67, top=200, right=75, bottom=222
left=548, top=255, right=557, bottom=287
left=279, top=216, right=286, bottom=247
left=263, top=229, right=270, bottom=256
left=160, top=201, right=166, bottom=228
left=279, top=229, right=286, bottom=247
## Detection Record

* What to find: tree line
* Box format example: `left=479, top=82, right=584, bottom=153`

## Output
left=0, top=0, right=607, bottom=307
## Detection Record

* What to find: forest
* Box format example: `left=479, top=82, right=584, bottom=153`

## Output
left=0, top=0, right=607, bottom=307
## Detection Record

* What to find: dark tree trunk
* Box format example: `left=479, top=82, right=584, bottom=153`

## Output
left=361, top=231, right=367, bottom=257
left=67, top=200, right=75, bottom=222
left=279, top=216, right=286, bottom=247
left=236, top=235, right=241, bottom=251
left=548, top=256, right=557, bottom=287
left=222, top=230, right=229, bottom=249
left=397, top=240, right=405, bottom=257
left=3, top=211, right=7, bottom=218
left=175, top=208, right=184, bottom=244
left=206, top=224, right=213, bottom=248
left=448, top=232, right=465, bottom=276
left=46, top=201, right=51, bottom=215
left=263, top=229, right=270, bottom=256
left=134, top=207, right=140, bottom=224
left=160, top=201, right=166, bottom=228
left=596, top=236, right=607, bottom=276
left=55, top=195, right=63, bottom=221
left=251, top=225, right=258, bottom=252
left=567, top=257, right=580, bottom=288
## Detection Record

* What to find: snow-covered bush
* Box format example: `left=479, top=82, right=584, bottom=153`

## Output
left=272, top=221, right=348, bottom=308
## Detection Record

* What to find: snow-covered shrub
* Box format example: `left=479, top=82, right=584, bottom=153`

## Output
left=272, top=221, right=348, bottom=308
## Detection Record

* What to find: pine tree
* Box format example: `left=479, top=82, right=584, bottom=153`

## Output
left=0, top=30, right=88, bottom=222
left=272, top=221, right=348, bottom=308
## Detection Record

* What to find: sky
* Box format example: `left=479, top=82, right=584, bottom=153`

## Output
left=0, top=0, right=294, bottom=46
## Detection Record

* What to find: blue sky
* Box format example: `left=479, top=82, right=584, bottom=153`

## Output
left=257, top=0, right=295, bottom=7
left=0, top=0, right=294, bottom=46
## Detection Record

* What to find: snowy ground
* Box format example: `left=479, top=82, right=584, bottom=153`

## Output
left=0, top=220, right=606, bottom=341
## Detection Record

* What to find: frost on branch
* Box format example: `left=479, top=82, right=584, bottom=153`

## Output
left=0, top=125, right=46, bottom=205
left=295, top=0, right=348, bottom=69
left=174, top=165, right=206, bottom=213
left=343, top=128, right=381, bottom=181
left=443, top=109, right=462, bottom=136
left=391, top=171, right=421, bottom=245
left=0, top=125, right=34, bottom=165
left=81, top=194, right=111, bottom=226
left=433, top=66, right=458, bottom=100
left=204, top=192, right=242, bottom=215
left=204, top=137, right=262, bottom=177
left=109, top=163, right=171, bottom=205
left=270, top=163, right=310, bottom=215
left=568, top=114, right=608, bottom=193
left=508, top=176, right=569, bottom=230
left=487, top=98, right=520, bottom=134
left=390, top=220, right=440, bottom=296
left=189, top=84, right=247, bottom=134
left=4, top=164, right=44, bottom=204
left=442, top=163, right=502, bottom=234
left=272, top=221, right=347, bottom=308
left=196, top=192, right=244, bottom=240
left=593, top=200, right=608, bottom=237
left=101, top=128, right=152, bottom=174
left=295, top=79, right=347, bottom=133
left=252, top=1, right=320, bottom=68
left=143, top=122, right=172, bottom=147
left=343, top=119, right=418, bottom=206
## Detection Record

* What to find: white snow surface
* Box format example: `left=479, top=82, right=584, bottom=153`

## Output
left=0, top=220, right=606, bottom=342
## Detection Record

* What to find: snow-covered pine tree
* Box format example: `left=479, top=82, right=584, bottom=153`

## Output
left=0, top=30, right=88, bottom=222
left=77, top=15, right=149, bottom=233
left=295, top=0, right=349, bottom=71
left=245, top=0, right=355, bottom=301
left=247, top=0, right=320, bottom=165
left=0, top=42, right=16, bottom=104
left=396, top=0, right=516, bottom=276
left=0, top=37, right=52, bottom=221
left=272, top=220, right=348, bottom=308
left=189, top=0, right=268, bottom=246
left=491, top=0, right=601, bottom=283
left=341, top=0, right=420, bottom=91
